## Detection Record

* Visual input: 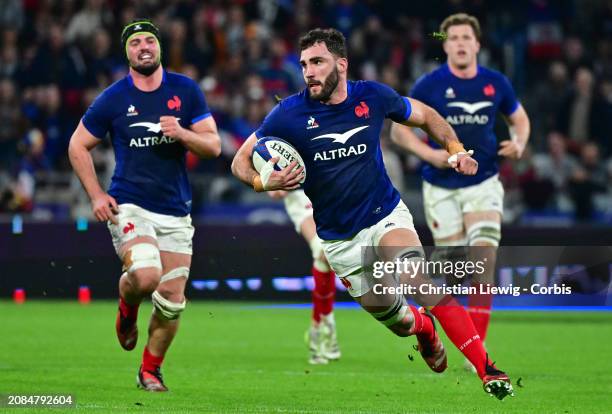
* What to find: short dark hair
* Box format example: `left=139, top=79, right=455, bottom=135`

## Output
left=440, top=13, right=481, bottom=41
left=299, top=28, right=347, bottom=58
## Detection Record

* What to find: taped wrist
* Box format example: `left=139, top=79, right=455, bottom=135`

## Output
left=446, top=141, right=466, bottom=155
left=252, top=175, right=264, bottom=192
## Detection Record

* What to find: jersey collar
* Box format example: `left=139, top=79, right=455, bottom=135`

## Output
left=127, top=69, right=167, bottom=90
left=443, top=63, right=481, bottom=80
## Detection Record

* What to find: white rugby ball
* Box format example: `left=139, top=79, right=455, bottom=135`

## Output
left=252, top=137, right=306, bottom=184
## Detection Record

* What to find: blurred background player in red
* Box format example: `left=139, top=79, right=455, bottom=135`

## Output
left=391, top=13, right=530, bottom=371
left=68, top=19, right=221, bottom=391
left=269, top=189, right=340, bottom=365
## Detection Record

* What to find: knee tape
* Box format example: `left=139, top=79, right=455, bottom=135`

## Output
left=435, top=237, right=467, bottom=247
left=123, top=243, right=161, bottom=273
left=371, top=294, right=411, bottom=327
left=309, top=236, right=330, bottom=272
left=152, top=290, right=186, bottom=320
left=160, top=266, right=190, bottom=284
left=467, top=221, right=501, bottom=246
left=392, top=246, right=425, bottom=281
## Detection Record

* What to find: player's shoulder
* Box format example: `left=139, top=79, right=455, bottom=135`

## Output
left=94, top=76, right=131, bottom=105
left=274, top=89, right=308, bottom=112
left=104, top=76, right=130, bottom=95
left=352, top=80, right=402, bottom=100
left=164, top=71, right=200, bottom=89
left=353, top=79, right=393, bottom=93
left=477, top=65, right=511, bottom=83
left=416, top=65, right=448, bottom=84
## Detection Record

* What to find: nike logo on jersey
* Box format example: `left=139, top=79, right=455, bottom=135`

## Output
left=446, top=101, right=492, bottom=114
left=311, top=125, right=369, bottom=144
left=129, top=119, right=181, bottom=134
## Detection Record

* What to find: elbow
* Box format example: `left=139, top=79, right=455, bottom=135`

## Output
left=199, top=136, right=222, bottom=159
left=230, top=150, right=249, bottom=179
left=67, top=138, right=76, bottom=156
left=67, top=140, right=81, bottom=164
left=230, top=154, right=239, bottom=178
left=389, top=123, right=401, bottom=145
left=210, top=135, right=222, bottom=158
left=209, top=135, right=222, bottom=158
left=421, top=105, right=436, bottom=128
left=210, top=141, right=222, bottom=158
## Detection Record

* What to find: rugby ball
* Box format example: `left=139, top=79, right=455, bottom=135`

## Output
left=252, top=137, right=306, bottom=184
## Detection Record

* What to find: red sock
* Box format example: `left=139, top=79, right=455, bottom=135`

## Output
left=312, top=267, right=335, bottom=322
left=431, top=297, right=490, bottom=378
left=467, top=289, right=493, bottom=341
left=142, top=346, right=164, bottom=373
left=407, top=305, right=435, bottom=343
left=119, top=296, right=139, bottom=320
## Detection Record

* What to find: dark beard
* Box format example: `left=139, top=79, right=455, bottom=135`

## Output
left=131, top=60, right=161, bottom=76
left=309, top=67, right=339, bottom=102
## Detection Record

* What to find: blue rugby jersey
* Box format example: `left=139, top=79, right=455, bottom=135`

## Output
left=410, top=64, right=519, bottom=188
left=256, top=80, right=411, bottom=240
left=82, top=71, right=211, bottom=216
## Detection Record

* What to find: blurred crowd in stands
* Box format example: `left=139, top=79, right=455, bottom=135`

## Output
left=0, top=0, right=611, bottom=224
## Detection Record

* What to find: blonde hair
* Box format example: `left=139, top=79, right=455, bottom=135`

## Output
left=440, top=13, right=481, bottom=41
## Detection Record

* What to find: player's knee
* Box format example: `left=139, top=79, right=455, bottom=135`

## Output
left=430, top=243, right=468, bottom=282
left=309, top=236, right=330, bottom=272
left=123, top=243, right=162, bottom=274
left=370, top=294, right=414, bottom=336
left=466, top=221, right=500, bottom=247
left=157, top=266, right=189, bottom=302
left=130, top=269, right=160, bottom=295
left=431, top=245, right=468, bottom=262
left=155, top=288, right=185, bottom=305
left=152, top=290, right=186, bottom=320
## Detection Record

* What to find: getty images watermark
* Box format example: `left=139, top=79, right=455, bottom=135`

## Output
left=370, top=255, right=573, bottom=297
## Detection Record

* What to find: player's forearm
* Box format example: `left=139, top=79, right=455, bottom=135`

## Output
left=421, top=107, right=464, bottom=154
left=508, top=106, right=530, bottom=151
left=68, top=142, right=105, bottom=200
left=231, top=139, right=259, bottom=188
left=178, top=129, right=221, bottom=158
left=390, top=123, right=447, bottom=164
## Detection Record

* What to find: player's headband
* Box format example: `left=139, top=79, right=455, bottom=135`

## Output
left=121, top=19, right=161, bottom=55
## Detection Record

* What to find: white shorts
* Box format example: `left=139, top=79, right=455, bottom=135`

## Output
left=321, top=200, right=416, bottom=297
left=423, top=174, right=504, bottom=240
left=283, top=190, right=313, bottom=234
left=107, top=203, right=194, bottom=255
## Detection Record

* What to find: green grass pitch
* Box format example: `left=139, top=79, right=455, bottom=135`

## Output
left=1, top=301, right=611, bottom=413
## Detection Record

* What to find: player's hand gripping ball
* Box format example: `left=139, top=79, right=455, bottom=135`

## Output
left=252, top=137, right=306, bottom=185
